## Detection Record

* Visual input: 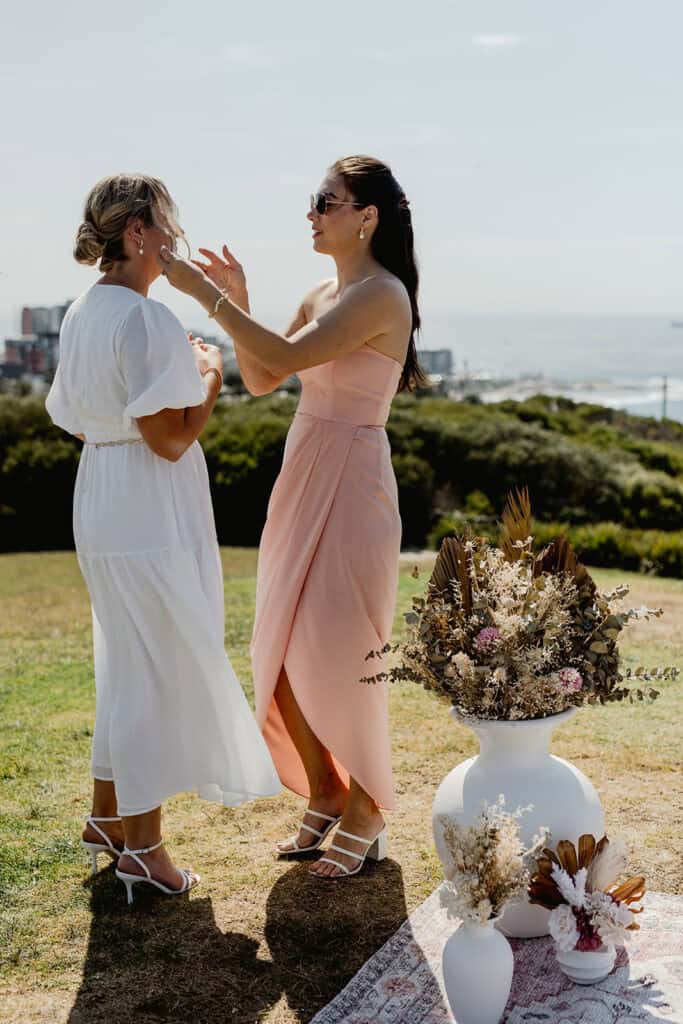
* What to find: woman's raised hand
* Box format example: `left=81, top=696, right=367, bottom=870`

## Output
left=192, top=246, right=248, bottom=309
left=158, top=246, right=207, bottom=296
left=192, top=342, right=223, bottom=380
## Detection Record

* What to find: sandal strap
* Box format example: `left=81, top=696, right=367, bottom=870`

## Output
left=86, top=816, right=121, bottom=851
left=336, top=828, right=375, bottom=846
left=122, top=839, right=163, bottom=878
left=317, top=857, right=351, bottom=874
left=306, top=810, right=340, bottom=823
left=327, top=842, right=363, bottom=859
left=178, top=869, right=195, bottom=893
left=300, top=823, right=324, bottom=838
left=124, top=839, right=163, bottom=856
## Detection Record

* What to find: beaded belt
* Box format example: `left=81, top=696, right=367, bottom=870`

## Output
left=83, top=438, right=145, bottom=449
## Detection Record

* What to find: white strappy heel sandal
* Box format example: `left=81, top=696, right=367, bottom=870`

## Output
left=314, top=825, right=388, bottom=878
left=81, top=816, right=123, bottom=875
left=115, top=840, right=200, bottom=905
left=276, top=809, right=342, bottom=856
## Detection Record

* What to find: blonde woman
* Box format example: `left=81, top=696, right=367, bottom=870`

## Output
left=160, top=156, right=425, bottom=879
left=46, top=175, right=280, bottom=904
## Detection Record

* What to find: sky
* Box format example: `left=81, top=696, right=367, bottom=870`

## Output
left=1, top=0, right=683, bottom=340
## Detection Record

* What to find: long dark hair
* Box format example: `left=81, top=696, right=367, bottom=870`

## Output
left=330, top=155, right=426, bottom=392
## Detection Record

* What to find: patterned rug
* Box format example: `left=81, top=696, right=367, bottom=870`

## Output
left=310, top=888, right=683, bottom=1023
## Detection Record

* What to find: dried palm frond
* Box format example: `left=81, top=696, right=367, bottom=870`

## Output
left=556, top=839, right=579, bottom=877
left=527, top=875, right=565, bottom=909
left=577, top=833, right=597, bottom=868
left=429, top=536, right=472, bottom=615
left=528, top=834, right=646, bottom=922
left=534, top=535, right=597, bottom=598
left=609, top=876, right=646, bottom=917
left=499, top=487, right=532, bottom=562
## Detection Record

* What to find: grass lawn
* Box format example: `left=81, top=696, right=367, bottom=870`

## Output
left=1, top=549, right=681, bottom=1023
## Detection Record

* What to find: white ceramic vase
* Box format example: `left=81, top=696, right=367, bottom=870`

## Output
left=442, top=916, right=513, bottom=1024
left=432, top=707, right=604, bottom=938
left=556, top=944, right=616, bottom=984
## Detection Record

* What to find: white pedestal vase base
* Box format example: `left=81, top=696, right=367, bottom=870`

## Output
left=433, top=707, right=604, bottom=939
left=442, top=917, right=513, bottom=1024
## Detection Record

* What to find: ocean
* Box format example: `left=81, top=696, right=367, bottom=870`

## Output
left=3, top=310, right=683, bottom=424
left=420, top=314, right=683, bottom=424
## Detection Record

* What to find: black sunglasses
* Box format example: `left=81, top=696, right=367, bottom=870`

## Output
left=310, top=192, right=365, bottom=215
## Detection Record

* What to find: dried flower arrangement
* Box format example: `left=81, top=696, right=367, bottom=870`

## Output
left=528, top=834, right=645, bottom=952
left=439, top=797, right=549, bottom=925
left=363, top=488, right=678, bottom=720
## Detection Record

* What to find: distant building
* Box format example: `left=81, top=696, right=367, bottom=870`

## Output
left=23, top=305, right=69, bottom=336
left=419, top=348, right=454, bottom=376
left=2, top=302, right=72, bottom=386
left=4, top=336, right=55, bottom=376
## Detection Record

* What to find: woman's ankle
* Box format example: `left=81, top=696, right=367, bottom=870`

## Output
left=310, top=772, right=348, bottom=803
left=344, top=793, right=382, bottom=822
left=90, top=809, right=120, bottom=822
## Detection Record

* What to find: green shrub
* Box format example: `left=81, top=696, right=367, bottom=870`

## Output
left=391, top=453, right=435, bottom=548
left=619, top=469, right=683, bottom=530
left=430, top=515, right=683, bottom=579
left=202, top=399, right=294, bottom=546
left=2, top=392, right=683, bottom=566
left=0, top=399, right=81, bottom=551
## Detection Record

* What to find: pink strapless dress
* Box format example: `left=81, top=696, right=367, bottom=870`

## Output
left=250, top=344, right=403, bottom=809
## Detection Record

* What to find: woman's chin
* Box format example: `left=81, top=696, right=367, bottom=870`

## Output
left=312, top=235, right=329, bottom=254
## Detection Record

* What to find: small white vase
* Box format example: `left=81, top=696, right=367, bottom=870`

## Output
left=442, top=916, right=513, bottom=1024
left=433, top=707, right=604, bottom=938
left=556, top=944, right=616, bottom=984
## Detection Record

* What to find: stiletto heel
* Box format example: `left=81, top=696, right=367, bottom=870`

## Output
left=81, top=815, right=123, bottom=875
left=315, top=825, right=388, bottom=878
left=115, top=839, right=199, bottom=905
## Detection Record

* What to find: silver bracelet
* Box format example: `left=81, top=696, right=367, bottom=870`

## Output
left=208, top=292, right=229, bottom=319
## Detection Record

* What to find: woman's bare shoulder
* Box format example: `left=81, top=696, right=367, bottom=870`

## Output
left=349, top=273, right=412, bottom=325
left=301, top=278, right=337, bottom=319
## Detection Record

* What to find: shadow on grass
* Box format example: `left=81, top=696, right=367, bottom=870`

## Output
left=67, top=864, right=280, bottom=1024
left=264, top=856, right=408, bottom=1022
left=68, top=856, right=407, bottom=1024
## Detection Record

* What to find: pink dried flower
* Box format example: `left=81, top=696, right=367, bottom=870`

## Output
left=474, top=626, right=502, bottom=653
left=574, top=908, right=603, bottom=951
left=558, top=667, right=583, bottom=692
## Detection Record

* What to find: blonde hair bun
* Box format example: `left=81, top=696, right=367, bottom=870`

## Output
left=74, top=221, right=105, bottom=265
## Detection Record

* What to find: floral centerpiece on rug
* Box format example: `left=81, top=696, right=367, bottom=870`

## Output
left=438, top=797, right=549, bottom=1022
left=439, top=796, right=548, bottom=924
left=528, top=834, right=645, bottom=983
left=363, top=488, right=678, bottom=720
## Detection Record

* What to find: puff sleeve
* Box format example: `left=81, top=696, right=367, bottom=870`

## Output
left=117, top=299, right=207, bottom=429
left=45, top=362, right=83, bottom=436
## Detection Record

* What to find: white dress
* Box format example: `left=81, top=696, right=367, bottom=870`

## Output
left=46, top=283, right=281, bottom=816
